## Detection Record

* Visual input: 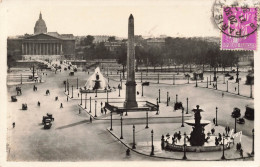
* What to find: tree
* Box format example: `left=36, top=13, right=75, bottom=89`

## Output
left=108, top=36, right=116, bottom=42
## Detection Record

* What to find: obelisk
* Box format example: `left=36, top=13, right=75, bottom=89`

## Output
left=124, top=14, right=138, bottom=108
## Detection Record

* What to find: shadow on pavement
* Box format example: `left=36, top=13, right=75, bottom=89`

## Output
left=56, top=120, right=90, bottom=130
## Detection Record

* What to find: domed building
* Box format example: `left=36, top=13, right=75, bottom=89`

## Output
left=34, top=12, right=47, bottom=34
left=7, top=12, right=75, bottom=61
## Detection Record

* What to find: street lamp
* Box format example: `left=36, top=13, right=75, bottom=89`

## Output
left=234, top=117, right=237, bottom=133
left=156, top=98, right=159, bottom=115
left=94, top=100, right=97, bottom=117
left=181, top=107, right=184, bottom=127
left=80, top=92, right=82, bottom=105
left=85, top=93, right=87, bottom=109
left=141, top=72, right=143, bottom=83
left=195, top=76, right=198, bottom=87
left=107, top=90, right=109, bottom=103
left=221, top=133, right=226, bottom=160
left=176, top=94, right=178, bottom=103
left=183, top=132, right=187, bottom=160
left=67, top=82, right=70, bottom=95
left=186, top=98, right=189, bottom=114
left=227, top=80, right=229, bottom=92
left=210, top=75, right=212, bottom=85
left=207, top=77, right=208, bottom=88
left=142, top=84, right=144, bottom=97
left=120, top=116, right=123, bottom=139
left=146, top=111, right=149, bottom=128
left=167, top=92, right=169, bottom=106
left=157, top=73, right=159, bottom=84
left=89, top=96, right=92, bottom=113
left=215, top=77, right=218, bottom=90
left=150, top=130, right=154, bottom=156
left=132, top=125, right=136, bottom=149
left=77, top=77, right=78, bottom=89
left=118, top=86, right=121, bottom=97
left=110, top=111, right=113, bottom=131
left=251, top=129, right=254, bottom=156
left=71, top=85, right=73, bottom=98
left=64, top=81, right=66, bottom=92
left=173, top=74, right=175, bottom=85
left=216, top=107, right=218, bottom=126
left=158, top=89, right=161, bottom=103
left=238, top=80, right=240, bottom=95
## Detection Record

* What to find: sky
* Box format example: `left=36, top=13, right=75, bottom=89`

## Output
left=1, top=0, right=220, bottom=38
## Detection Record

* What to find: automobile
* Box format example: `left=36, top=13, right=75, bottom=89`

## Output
left=224, top=72, right=231, bottom=77
left=22, top=103, right=27, bottom=110
left=46, top=113, right=54, bottom=121
left=11, top=96, right=17, bottom=102
left=44, top=122, right=52, bottom=129
left=64, top=67, right=67, bottom=71
left=142, top=82, right=150, bottom=86
left=245, top=104, right=254, bottom=120
left=231, top=107, right=241, bottom=118
left=228, top=76, right=234, bottom=80
left=174, top=102, right=183, bottom=110
left=42, top=116, right=52, bottom=124
left=73, top=68, right=77, bottom=72
left=237, top=118, right=245, bottom=124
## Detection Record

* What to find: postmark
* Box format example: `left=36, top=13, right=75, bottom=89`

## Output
left=213, top=0, right=260, bottom=50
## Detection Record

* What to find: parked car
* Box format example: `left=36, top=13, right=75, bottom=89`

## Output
left=44, top=122, right=52, bottom=129
left=229, top=76, right=234, bottom=80
left=245, top=104, right=254, bottom=120
left=22, top=103, right=28, bottom=110
left=237, top=118, right=245, bottom=124
left=174, top=102, right=183, bottom=110
left=142, top=82, right=150, bottom=86
left=232, top=107, right=241, bottom=118
left=69, top=72, right=74, bottom=76
left=11, top=96, right=17, bottom=102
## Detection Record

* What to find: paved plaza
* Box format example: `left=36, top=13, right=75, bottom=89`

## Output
left=7, top=66, right=254, bottom=161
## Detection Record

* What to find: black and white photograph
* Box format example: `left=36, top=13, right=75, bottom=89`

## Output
left=0, top=0, right=259, bottom=166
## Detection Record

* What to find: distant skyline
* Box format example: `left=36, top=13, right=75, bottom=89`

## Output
left=2, top=0, right=220, bottom=38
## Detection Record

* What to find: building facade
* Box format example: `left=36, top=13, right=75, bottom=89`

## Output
left=7, top=12, right=75, bottom=61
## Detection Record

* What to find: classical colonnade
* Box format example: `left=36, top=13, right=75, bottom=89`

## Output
left=22, top=42, right=62, bottom=55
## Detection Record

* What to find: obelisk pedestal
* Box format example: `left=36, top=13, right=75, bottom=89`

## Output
left=124, top=14, right=138, bottom=108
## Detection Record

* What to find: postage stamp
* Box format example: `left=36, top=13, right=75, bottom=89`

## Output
left=213, top=0, right=260, bottom=51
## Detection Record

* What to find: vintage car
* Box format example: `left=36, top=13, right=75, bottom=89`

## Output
left=244, top=104, right=254, bottom=120
left=22, top=103, right=27, bottom=110
left=228, top=76, right=234, bottom=80
left=73, top=68, right=77, bottom=72
left=44, top=122, right=52, bottom=129
left=231, top=107, right=241, bottom=118
left=237, top=118, right=245, bottom=124
left=11, top=96, right=17, bottom=102
left=42, top=116, right=52, bottom=124
left=174, top=102, right=183, bottom=110
left=47, top=113, right=54, bottom=121
left=224, top=72, right=231, bottom=77
left=64, top=67, right=67, bottom=71
left=142, top=82, right=150, bottom=86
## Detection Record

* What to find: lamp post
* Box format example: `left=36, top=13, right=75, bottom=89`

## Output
left=251, top=129, right=254, bottom=156
left=215, top=107, right=218, bottom=126
left=173, top=74, right=175, bottom=85
left=132, top=125, right=136, bottom=149
left=159, top=89, right=161, bottom=103
left=186, top=98, right=189, bottom=114
left=120, top=116, right=123, bottom=139
left=65, top=81, right=66, bottom=92
left=227, top=81, right=228, bottom=92
left=71, top=85, right=73, bottom=98
left=188, top=75, right=189, bottom=84
left=120, top=79, right=122, bottom=89
left=221, top=133, right=226, bottom=160
left=89, top=96, right=92, bottom=113
left=67, top=82, right=70, bottom=95
left=110, top=111, right=113, bottom=131
left=215, top=77, right=218, bottom=90
left=176, top=94, right=178, bottom=103
left=150, top=130, right=154, bottom=156
left=95, top=89, right=97, bottom=97
left=94, top=100, right=97, bottom=117
left=181, top=107, right=184, bottom=127
left=157, top=73, right=159, bottom=84
left=250, top=84, right=253, bottom=98
left=195, top=76, right=198, bottom=87
left=118, top=86, right=121, bottom=97
left=21, top=74, right=22, bottom=84
left=210, top=75, right=211, bottom=85
left=80, top=92, right=82, bottom=105
left=141, top=72, right=143, bottom=83
left=156, top=98, right=159, bottom=115
left=146, top=111, right=149, bottom=128
left=77, top=77, right=78, bottom=89
left=167, top=92, right=169, bottom=106
left=142, top=84, right=144, bottom=97
left=183, top=132, right=187, bottom=160
left=84, top=93, right=87, bottom=109
left=207, top=77, right=208, bottom=88
left=223, top=75, right=225, bottom=84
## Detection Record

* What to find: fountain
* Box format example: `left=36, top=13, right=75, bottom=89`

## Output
left=80, top=67, right=112, bottom=93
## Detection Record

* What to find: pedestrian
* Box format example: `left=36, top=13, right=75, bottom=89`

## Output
left=101, top=108, right=103, bottom=114
left=67, top=96, right=68, bottom=101
left=211, top=128, right=215, bottom=134
left=78, top=93, right=79, bottom=97
left=60, top=103, right=63, bottom=108
left=12, top=122, right=15, bottom=128
left=126, top=148, right=130, bottom=156
left=90, top=116, right=92, bottom=123
left=137, top=91, right=139, bottom=95
left=38, top=101, right=40, bottom=106
left=79, top=108, right=81, bottom=114
left=101, top=102, right=103, bottom=107
left=222, top=92, right=224, bottom=97
left=104, top=108, right=107, bottom=114
left=240, top=149, right=243, bottom=158
left=235, top=87, right=237, bottom=91
left=225, top=126, right=228, bottom=135
left=227, top=126, right=230, bottom=135
left=213, top=118, right=216, bottom=125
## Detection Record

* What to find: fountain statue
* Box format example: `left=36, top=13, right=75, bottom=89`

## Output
left=85, top=67, right=108, bottom=90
